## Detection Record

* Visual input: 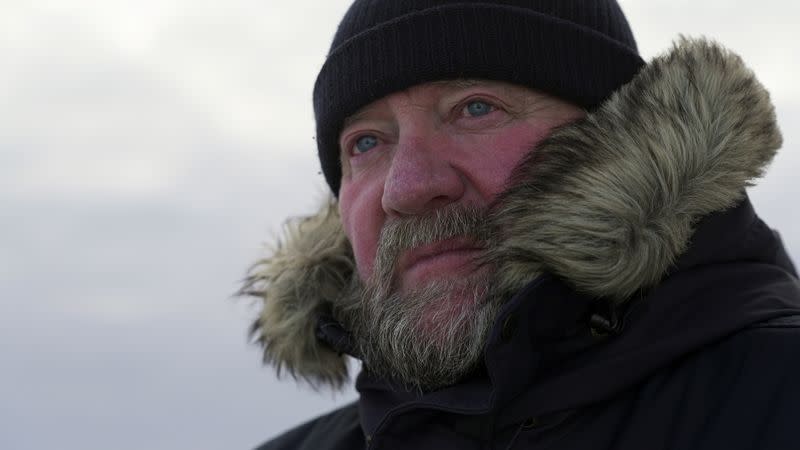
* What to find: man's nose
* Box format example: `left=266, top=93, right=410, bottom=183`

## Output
left=381, top=132, right=465, bottom=216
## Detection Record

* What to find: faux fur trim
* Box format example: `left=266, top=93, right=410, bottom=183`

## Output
left=242, top=39, right=782, bottom=388
left=488, top=37, right=782, bottom=300
left=240, top=200, right=353, bottom=389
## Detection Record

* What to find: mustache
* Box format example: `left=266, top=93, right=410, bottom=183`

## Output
left=371, top=203, right=491, bottom=284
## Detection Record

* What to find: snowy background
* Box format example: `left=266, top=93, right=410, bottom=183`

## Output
left=1, top=1, right=798, bottom=449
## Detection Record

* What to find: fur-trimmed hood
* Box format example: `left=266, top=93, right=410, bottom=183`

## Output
left=241, top=39, right=783, bottom=390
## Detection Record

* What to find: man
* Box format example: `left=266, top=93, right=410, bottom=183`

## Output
left=242, top=1, right=800, bottom=449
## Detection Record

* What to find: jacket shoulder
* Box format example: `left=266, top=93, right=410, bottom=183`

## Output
left=681, top=314, right=800, bottom=448
left=746, top=313, right=800, bottom=329
left=255, top=402, right=363, bottom=450
left=708, top=314, right=800, bottom=373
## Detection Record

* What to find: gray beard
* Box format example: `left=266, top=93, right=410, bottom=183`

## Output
left=336, top=204, right=504, bottom=391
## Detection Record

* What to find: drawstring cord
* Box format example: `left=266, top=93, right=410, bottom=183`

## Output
left=589, top=301, right=625, bottom=338
left=502, top=422, right=525, bottom=450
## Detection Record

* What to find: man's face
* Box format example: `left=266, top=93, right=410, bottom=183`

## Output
left=339, top=79, right=584, bottom=288
left=336, top=79, right=585, bottom=388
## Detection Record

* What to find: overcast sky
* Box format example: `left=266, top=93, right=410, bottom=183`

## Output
left=1, top=2, right=798, bottom=449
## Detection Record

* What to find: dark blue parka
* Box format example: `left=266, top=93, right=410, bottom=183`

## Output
left=246, top=40, right=800, bottom=450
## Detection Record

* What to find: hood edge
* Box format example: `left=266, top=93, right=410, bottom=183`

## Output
left=242, top=38, right=783, bottom=389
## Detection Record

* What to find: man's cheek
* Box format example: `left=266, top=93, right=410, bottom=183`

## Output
left=355, top=248, right=376, bottom=282
left=343, top=218, right=379, bottom=282
left=339, top=171, right=392, bottom=283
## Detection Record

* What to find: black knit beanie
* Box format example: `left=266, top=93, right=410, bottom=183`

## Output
left=314, top=0, right=645, bottom=195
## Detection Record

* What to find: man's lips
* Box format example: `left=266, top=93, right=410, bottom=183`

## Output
left=396, top=237, right=484, bottom=284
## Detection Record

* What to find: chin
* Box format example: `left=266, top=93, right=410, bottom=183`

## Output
left=345, top=269, right=502, bottom=391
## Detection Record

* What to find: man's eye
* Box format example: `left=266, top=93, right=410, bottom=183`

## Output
left=354, top=135, right=379, bottom=154
left=464, top=100, right=494, bottom=117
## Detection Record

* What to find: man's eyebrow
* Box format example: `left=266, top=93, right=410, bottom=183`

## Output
left=437, top=79, right=516, bottom=98
left=443, top=79, right=482, bottom=89
left=342, top=80, right=494, bottom=129
left=342, top=110, right=371, bottom=129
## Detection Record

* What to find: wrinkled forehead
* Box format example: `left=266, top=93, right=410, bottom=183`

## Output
left=341, top=79, right=551, bottom=128
left=341, top=79, right=477, bottom=126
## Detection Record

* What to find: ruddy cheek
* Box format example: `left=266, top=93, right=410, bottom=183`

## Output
left=339, top=182, right=383, bottom=282
left=502, top=121, right=558, bottom=156
left=350, top=224, right=377, bottom=281
left=461, top=126, right=547, bottom=196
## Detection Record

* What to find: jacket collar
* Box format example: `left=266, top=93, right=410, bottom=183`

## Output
left=493, top=196, right=800, bottom=423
